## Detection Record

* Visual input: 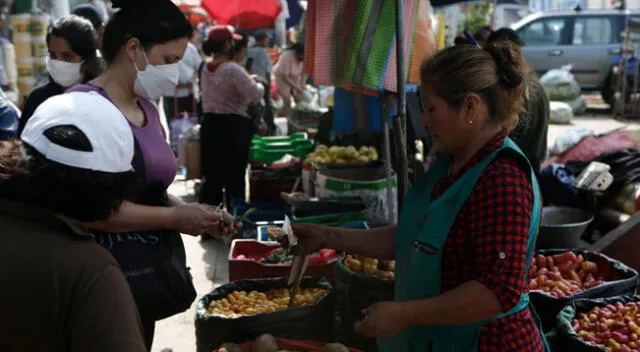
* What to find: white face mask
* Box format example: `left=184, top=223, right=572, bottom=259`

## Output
left=47, top=58, right=83, bottom=87
left=133, top=50, right=179, bottom=100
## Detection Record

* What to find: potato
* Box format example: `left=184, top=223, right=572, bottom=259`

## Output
left=321, top=342, right=350, bottom=352
left=219, top=343, right=244, bottom=352
left=253, top=334, right=279, bottom=352
left=380, top=260, right=395, bottom=272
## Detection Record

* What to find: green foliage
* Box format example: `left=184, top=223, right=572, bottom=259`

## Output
left=458, top=1, right=493, bottom=34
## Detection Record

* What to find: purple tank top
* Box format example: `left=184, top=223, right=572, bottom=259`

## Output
left=68, top=82, right=177, bottom=186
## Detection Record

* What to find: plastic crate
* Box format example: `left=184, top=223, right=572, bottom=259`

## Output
left=229, top=198, right=292, bottom=228
left=252, top=132, right=308, bottom=145
left=249, top=140, right=314, bottom=163
left=257, top=220, right=369, bottom=243
left=293, top=197, right=366, bottom=218
left=213, top=338, right=362, bottom=352
left=228, top=239, right=339, bottom=282
left=293, top=212, right=367, bottom=227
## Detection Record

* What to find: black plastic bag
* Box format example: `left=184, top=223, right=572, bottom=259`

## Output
left=195, top=276, right=334, bottom=352
left=555, top=295, right=640, bottom=352
left=334, top=259, right=394, bottom=352
left=531, top=249, right=638, bottom=333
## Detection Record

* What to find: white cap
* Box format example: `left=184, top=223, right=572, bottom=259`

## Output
left=22, top=91, right=134, bottom=173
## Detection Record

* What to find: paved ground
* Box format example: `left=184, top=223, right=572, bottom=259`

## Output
left=151, top=100, right=640, bottom=352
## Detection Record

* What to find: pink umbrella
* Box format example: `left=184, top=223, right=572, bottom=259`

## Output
left=201, top=0, right=281, bottom=30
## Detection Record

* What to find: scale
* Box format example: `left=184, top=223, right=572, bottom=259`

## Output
left=571, top=162, right=615, bottom=242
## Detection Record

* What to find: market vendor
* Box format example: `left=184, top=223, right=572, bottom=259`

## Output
left=285, top=42, right=548, bottom=351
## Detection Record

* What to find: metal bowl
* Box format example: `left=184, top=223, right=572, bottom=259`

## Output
left=536, top=206, right=594, bottom=249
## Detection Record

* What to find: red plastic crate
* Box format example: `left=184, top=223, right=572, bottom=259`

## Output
left=213, top=338, right=362, bottom=352
left=249, top=169, right=298, bottom=203
left=228, top=239, right=338, bottom=283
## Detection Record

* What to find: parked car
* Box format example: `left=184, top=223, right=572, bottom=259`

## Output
left=512, top=8, right=640, bottom=105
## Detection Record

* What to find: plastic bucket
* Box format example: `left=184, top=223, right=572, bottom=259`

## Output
left=32, top=36, right=47, bottom=58
left=13, top=35, right=32, bottom=60
left=34, top=57, right=46, bottom=75
left=18, top=77, right=36, bottom=97
left=30, top=14, right=49, bottom=37
left=10, top=14, right=31, bottom=36
left=17, top=58, right=34, bottom=79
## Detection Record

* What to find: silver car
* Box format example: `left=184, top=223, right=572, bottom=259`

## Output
left=512, top=9, right=640, bottom=104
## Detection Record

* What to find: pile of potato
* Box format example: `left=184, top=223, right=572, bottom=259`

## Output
left=305, top=145, right=379, bottom=164
left=219, top=334, right=350, bottom=352
left=573, top=302, right=640, bottom=351
left=343, top=255, right=395, bottom=281
left=206, top=288, right=328, bottom=318
left=527, top=251, right=606, bottom=298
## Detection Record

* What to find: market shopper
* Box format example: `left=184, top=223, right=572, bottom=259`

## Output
left=248, top=30, right=276, bottom=134
left=18, top=15, right=103, bottom=135
left=487, top=28, right=549, bottom=173
left=284, top=43, right=548, bottom=351
left=199, top=25, right=264, bottom=206
left=71, top=3, right=105, bottom=47
left=0, top=92, right=146, bottom=351
left=273, top=42, right=305, bottom=117
left=230, top=36, right=249, bottom=63
left=67, top=0, right=240, bottom=349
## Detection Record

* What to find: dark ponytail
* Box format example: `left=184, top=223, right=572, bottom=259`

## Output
left=102, top=0, right=193, bottom=64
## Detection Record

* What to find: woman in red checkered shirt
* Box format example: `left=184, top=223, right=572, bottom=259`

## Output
left=287, top=41, right=548, bottom=351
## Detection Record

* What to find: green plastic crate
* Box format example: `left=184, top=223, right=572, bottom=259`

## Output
left=252, top=132, right=308, bottom=146
left=292, top=212, right=367, bottom=227
left=250, top=140, right=314, bottom=163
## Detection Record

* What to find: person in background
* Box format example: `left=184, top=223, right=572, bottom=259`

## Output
left=67, top=0, right=239, bottom=348
left=282, top=42, right=547, bottom=351
left=18, top=15, right=103, bottom=135
left=0, top=87, right=18, bottom=140
left=162, top=39, right=202, bottom=142
left=199, top=25, right=264, bottom=206
left=273, top=42, right=305, bottom=117
left=229, top=36, right=248, bottom=63
left=474, top=25, right=494, bottom=47
left=247, top=30, right=275, bottom=134
left=72, top=3, right=105, bottom=47
left=0, top=92, right=146, bottom=351
left=487, top=28, right=549, bottom=173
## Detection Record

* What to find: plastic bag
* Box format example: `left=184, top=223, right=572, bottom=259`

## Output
left=549, top=128, right=595, bottom=156
left=550, top=101, right=574, bottom=125
left=334, top=259, right=394, bottom=352
left=169, top=114, right=198, bottom=151
left=565, top=96, right=588, bottom=115
left=530, top=249, right=639, bottom=333
left=541, top=65, right=581, bottom=101
left=195, top=277, right=335, bottom=352
left=555, top=295, right=640, bottom=352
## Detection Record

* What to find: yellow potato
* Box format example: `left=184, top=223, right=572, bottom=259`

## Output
left=253, top=334, right=279, bottom=352
left=321, top=343, right=350, bottom=352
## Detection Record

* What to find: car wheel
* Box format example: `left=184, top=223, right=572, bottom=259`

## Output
left=601, top=72, right=615, bottom=107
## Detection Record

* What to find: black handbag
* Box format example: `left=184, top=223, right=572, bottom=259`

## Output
left=91, top=138, right=196, bottom=320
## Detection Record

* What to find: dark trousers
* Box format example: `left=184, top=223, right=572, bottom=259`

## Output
left=163, top=95, right=196, bottom=125
left=263, top=80, right=276, bottom=133
left=141, top=316, right=155, bottom=350
left=199, top=113, right=254, bottom=205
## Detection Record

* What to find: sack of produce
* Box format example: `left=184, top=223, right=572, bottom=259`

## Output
left=315, top=166, right=397, bottom=225
left=556, top=296, right=640, bottom=351
left=550, top=101, right=574, bottom=125
left=565, top=96, right=589, bottom=115
left=528, top=249, right=639, bottom=333
left=195, top=277, right=335, bottom=352
left=215, top=334, right=362, bottom=352
left=540, top=65, right=581, bottom=101
left=334, top=255, right=395, bottom=352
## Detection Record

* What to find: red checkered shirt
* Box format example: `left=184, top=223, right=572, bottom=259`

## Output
left=431, top=130, right=545, bottom=352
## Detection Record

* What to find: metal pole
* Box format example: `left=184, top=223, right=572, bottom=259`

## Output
left=395, top=0, right=409, bottom=203
left=382, top=97, right=394, bottom=225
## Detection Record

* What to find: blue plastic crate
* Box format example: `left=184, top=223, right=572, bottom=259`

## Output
left=229, top=198, right=293, bottom=226
left=257, top=220, right=369, bottom=243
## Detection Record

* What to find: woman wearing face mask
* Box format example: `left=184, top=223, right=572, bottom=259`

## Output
left=68, top=0, right=240, bottom=348
left=199, top=26, right=264, bottom=207
left=18, top=15, right=102, bottom=136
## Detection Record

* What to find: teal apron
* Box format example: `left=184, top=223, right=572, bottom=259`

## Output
left=378, top=138, right=549, bottom=352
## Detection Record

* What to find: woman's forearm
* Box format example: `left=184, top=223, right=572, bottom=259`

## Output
left=85, top=201, right=175, bottom=233
left=328, top=226, right=396, bottom=259
left=401, top=280, right=502, bottom=326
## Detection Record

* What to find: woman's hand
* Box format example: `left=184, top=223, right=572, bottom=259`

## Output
left=204, top=210, right=243, bottom=238
left=355, top=302, right=410, bottom=338
left=169, top=203, right=222, bottom=236
left=276, top=222, right=331, bottom=255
